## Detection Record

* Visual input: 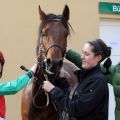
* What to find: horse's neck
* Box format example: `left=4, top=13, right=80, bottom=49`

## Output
left=60, top=62, right=78, bottom=87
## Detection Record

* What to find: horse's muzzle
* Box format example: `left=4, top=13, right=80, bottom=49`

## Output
left=44, top=58, right=63, bottom=75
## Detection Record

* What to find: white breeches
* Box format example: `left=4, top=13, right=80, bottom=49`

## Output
left=0, top=117, right=4, bottom=120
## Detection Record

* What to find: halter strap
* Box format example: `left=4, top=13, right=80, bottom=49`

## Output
left=46, top=44, right=65, bottom=58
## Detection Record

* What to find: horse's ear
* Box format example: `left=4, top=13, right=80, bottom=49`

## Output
left=62, top=5, right=69, bottom=21
left=38, top=5, right=46, bottom=21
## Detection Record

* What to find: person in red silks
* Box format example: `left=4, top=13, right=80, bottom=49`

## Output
left=0, top=51, right=5, bottom=120
left=0, top=51, right=37, bottom=120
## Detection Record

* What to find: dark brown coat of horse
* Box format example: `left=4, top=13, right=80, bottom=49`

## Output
left=21, top=5, right=78, bottom=120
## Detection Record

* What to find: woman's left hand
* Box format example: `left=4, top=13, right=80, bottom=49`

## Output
left=43, top=81, right=55, bottom=92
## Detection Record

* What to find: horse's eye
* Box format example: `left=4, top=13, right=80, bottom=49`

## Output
left=42, top=32, right=46, bottom=37
left=65, top=32, right=69, bottom=38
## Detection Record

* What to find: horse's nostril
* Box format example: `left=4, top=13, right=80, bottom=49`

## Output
left=47, top=58, right=51, bottom=64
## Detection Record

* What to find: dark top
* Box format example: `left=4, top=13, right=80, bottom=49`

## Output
left=49, top=65, right=109, bottom=120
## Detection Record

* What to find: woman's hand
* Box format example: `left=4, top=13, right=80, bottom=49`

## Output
left=43, top=81, right=55, bottom=92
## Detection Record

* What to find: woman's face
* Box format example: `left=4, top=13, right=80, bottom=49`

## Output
left=81, top=43, right=102, bottom=69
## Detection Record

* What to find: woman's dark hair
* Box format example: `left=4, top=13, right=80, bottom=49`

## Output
left=88, top=39, right=112, bottom=73
left=88, top=39, right=111, bottom=62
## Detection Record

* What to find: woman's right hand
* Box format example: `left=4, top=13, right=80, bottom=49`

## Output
left=43, top=80, right=55, bottom=92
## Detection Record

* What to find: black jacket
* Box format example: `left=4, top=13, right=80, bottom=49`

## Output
left=49, top=65, right=109, bottom=120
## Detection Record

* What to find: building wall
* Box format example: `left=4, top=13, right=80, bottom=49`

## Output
left=0, top=0, right=119, bottom=120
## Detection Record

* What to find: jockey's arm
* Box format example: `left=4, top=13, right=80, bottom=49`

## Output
left=0, top=71, right=33, bottom=95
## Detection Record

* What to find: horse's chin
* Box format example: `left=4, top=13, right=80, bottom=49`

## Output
left=46, top=64, right=62, bottom=78
left=45, top=59, right=63, bottom=74
left=48, top=67, right=60, bottom=75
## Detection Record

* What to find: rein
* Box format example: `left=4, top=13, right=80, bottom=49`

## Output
left=33, top=83, right=50, bottom=109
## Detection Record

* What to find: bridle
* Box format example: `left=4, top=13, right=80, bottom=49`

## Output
left=33, top=18, right=69, bottom=109
left=39, top=19, right=66, bottom=62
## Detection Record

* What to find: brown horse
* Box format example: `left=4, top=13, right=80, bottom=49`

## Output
left=21, top=5, right=78, bottom=120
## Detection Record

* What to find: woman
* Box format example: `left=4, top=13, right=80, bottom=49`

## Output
left=65, top=48, right=116, bottom=120
left=0, top=51, right=37, bottom=120
left=42, top=39, right=111, bottom=120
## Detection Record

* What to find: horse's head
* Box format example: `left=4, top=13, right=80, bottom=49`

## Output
left=36, top=5, right=70, bottom=78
